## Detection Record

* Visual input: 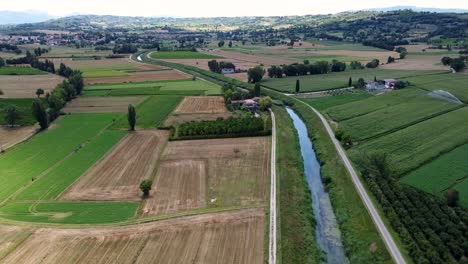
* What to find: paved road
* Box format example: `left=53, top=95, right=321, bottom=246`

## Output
left=302, top=103, right=406, bottom=264
left=268, top=109, right=277, bottom=264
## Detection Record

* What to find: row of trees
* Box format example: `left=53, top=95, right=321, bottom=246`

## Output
left=5, top=51, right=55, bottom=73
left=176, top=116, right=271, bottom=139
left=267, top=60, right=347, bottom=79
left=359, top=152, right=468, bottom=264
left=112, top=44, right=138, bottom=54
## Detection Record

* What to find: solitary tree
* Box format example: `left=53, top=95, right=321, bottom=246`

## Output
left=31, top=99, right=48, bottom=130
left=295, top=79, right=300, bottom=93
left=254, top=83, right=261, bottom=97
left=218, top=40, right=225, bottom=48
left=36, top=88, right=44, bottom=98
left=228, top=41, right=233, bottom=48
left=259, top=96, right=273, bottom=111
left=374, top=76, right=377, bottom=82
left=247, top=66, right=264, bottom=83
left=446, top=189, right=459, bottom=207
left=140, top=180, right=153, bottom=197
left=348, top=77, right=352, bottom=87
left=4, top=105, right=20, bottom=127
left=127, top=104, right=136, bottom=131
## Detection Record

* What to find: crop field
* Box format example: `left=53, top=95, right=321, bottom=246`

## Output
left=301, top=91, right=373, bottom=110
left=159, top=137, right=270, bottom=207
left=62, top=96, right=146, bottom=113
left=0, top=113, right=119, bottom=203
left=401, top=143, right=468, bottom=206
left=261, top=69, right=443, bottom=92
left=0, top=99, right=35, bottom=125
left=0, top=201, right=138, bottom=224
left=110, top=96, right=183, bottom=129
left=0, top=126, right=37, bottom=150
left=84, top=70, right=191, bottom=84
left=20, top=44, right=112, bottom=58
left=164, top=112, right=234, bottom=126
left=0, top=225, right=32, bottom=260
left=150, top=51, right=222, bottom=59
left=15, top=130, right=126, bottom=201
left=142, top=160, right=206, bottom=216
left=290, top=49, right=398, bottom=64
left=0, top=74, right=64, bottom=98
left=175, top=96, right=227, bottom=113
left=349, top=106, right=468, bottom=175
left=0, top=67, right=46, bottom=75
left=62, top=130, right=168, bottom=201
left=201, top=49, right=296, bottom=66
left=380, top=54, right=449, bottom=71
left=337, top=92, right=461, bottom=141
left=2, top=209, right=264, bottom=264
left=401, top=72, right=468, bottom=103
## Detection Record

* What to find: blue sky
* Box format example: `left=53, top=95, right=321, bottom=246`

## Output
left=1, top=0, right=467, bottom=17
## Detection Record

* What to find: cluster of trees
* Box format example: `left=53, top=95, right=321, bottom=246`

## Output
left=366, top=59, right=380, bottom=69
left=441, top=57, right=466, bottom=72
left=362, top=39, right=409, bottom=51
left=350, top=61, right=364, bottom=70
left=395, top=47, right=408, bottom=59
left=0, top=43, right=21, bottom=54
left=247, top=66, right=265, bottom=83
left=360, top=153, right=468, bottom=264
left=267, top=60, right=347, bottom=79
left=112, top=44, right=138, bottom=54
left=5, top=51, right=55, bottom=73
left=176, top=116, right=270, bottom=139
left=33, top=47, right=49, bottom=57
left=207, top=60, right=235, bottom=73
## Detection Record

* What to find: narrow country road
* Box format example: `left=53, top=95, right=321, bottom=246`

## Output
left=302, top=103, right=406, bottom=264
left=268, top=109, right=277, bottom=264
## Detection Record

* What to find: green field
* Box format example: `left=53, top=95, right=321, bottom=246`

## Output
left=261, top=69, right=442, bottom=93
left=338, top=91, right=460, bottom=141
left=0, top=113, right=119, bottom=203
left=84, top=79, right=221, bottom=96
left=14, top=130, right=126, bottom=201
left=350, top=106, right=468, bottom=175
left=0, top=201, right=138, bottom=224
left=306, top=39, right=389, bottom=51
left=150, top=51, right=221, bottom=59
left=401, top=72, right=468, bottom=103
left=302, top=91, right=372, bottom=111
left=401, top=143, right=468, bottom=206
left=293, top=55, right=369, bottom=62
left=0, top=99, right=35, bottom=126
left=111, top=95, right=182, bottom=129
left=0, top=67, right=46, bottom=75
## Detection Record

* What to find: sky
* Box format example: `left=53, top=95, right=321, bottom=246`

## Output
left=1, top=0, right=468, bottom=17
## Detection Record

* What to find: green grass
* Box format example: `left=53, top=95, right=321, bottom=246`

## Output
left=84, top=79, right=221, bottom=96
left=14, top=130, right=126, bottom=201
left=454, top=179, right=468, bottom=207
left=110, top=95, right=182, bottom=129
left=0, top=113, right=119, bottom=203
left=0, top=67, right=46, bottom=75
left=0, top=99, right=35, bottom=126
left=401, top=72, right=468, bottom=103
left=293, top=55, right=369, bottom=62
left=291, top=103, right=393, bottom=263
left=338, top=90, right=461, bottom=141
left=0, top=201, right=138, bottom=224
left=401, top=143, right=468, bottom=206
left=261, top=69, right=443, bottom=93
left=301, top=91, right=372, bottom=111
left=350, top=106, right=468, bottom=175
left=150, top=51, right=221, bottom=59
left=274, top=106, right=322, bottom=263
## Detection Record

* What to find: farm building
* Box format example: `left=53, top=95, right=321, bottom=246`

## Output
left=365, top=81, right=386, bottom=91
left=231, top=97, right=260, bottom=111
left=384, top=79, right=398, bottom=89
left=221, top=68, right=235, bottom=74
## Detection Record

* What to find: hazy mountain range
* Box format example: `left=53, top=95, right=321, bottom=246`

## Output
left=0, top=6, right=466, bottom=25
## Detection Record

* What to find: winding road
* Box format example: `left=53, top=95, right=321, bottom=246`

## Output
left=268, top=109, right=277, bottom=264
left=302, top=103, right=406, bottom=264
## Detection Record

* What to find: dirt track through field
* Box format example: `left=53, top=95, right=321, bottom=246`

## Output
left=2, top=209, right=265, bottom=264
left=63, top=96, right=146, bottom=113
left=61, top=130, right=168, bottom=201
left=0, top=74, right=64, bottom=98
left=175, top=96, right=227, bottom=113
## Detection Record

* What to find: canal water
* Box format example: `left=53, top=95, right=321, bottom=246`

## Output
left=286, top=108, right=348, bottom=264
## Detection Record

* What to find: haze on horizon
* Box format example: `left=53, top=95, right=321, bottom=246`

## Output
left=1, top=0, right=468, bottom=18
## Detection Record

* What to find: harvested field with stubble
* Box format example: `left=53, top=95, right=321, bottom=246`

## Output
left=142, top=160, right=206, bottom=216
left=175, top=96, right=227, bottom=113
left=0, top=126, right=38, bottom=150
left=62, top=130, right=168, bottom=201
left=156, top=137, right=270, bottom=209
left=62, top=96, right=146, bottom=113
left=0, top=225, right=32, bottom=260
left=84, top=70, right=191, bottom=84
left=2, top=209, right=265, bottom=264
left=0, top=74, right=64, bottom=98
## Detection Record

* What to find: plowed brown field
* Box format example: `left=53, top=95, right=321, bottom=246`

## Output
left=62, top=96, right=146, bottom=113
left=0, top=74, right=64, bottom=98
left=175, top=96, right=227, bottom=113
left=0, top=225, right=32, bottom=260
left=2, top=209, right=265, bottom=264
left=0, top=126, right=38, bottom=150
left=142, top=160, right=206, bottom=216
left=61, top=130, right=168, bottom=201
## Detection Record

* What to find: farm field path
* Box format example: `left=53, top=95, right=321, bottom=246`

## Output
left=268, top=109, right=277, bottom=264
left=300, top=101, right=406, bottom=264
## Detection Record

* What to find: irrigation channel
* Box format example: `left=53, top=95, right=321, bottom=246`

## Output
left=286, top=108, right=348, bottom=264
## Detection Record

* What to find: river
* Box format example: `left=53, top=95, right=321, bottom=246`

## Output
left=286, top=108, right=348, bottom=264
